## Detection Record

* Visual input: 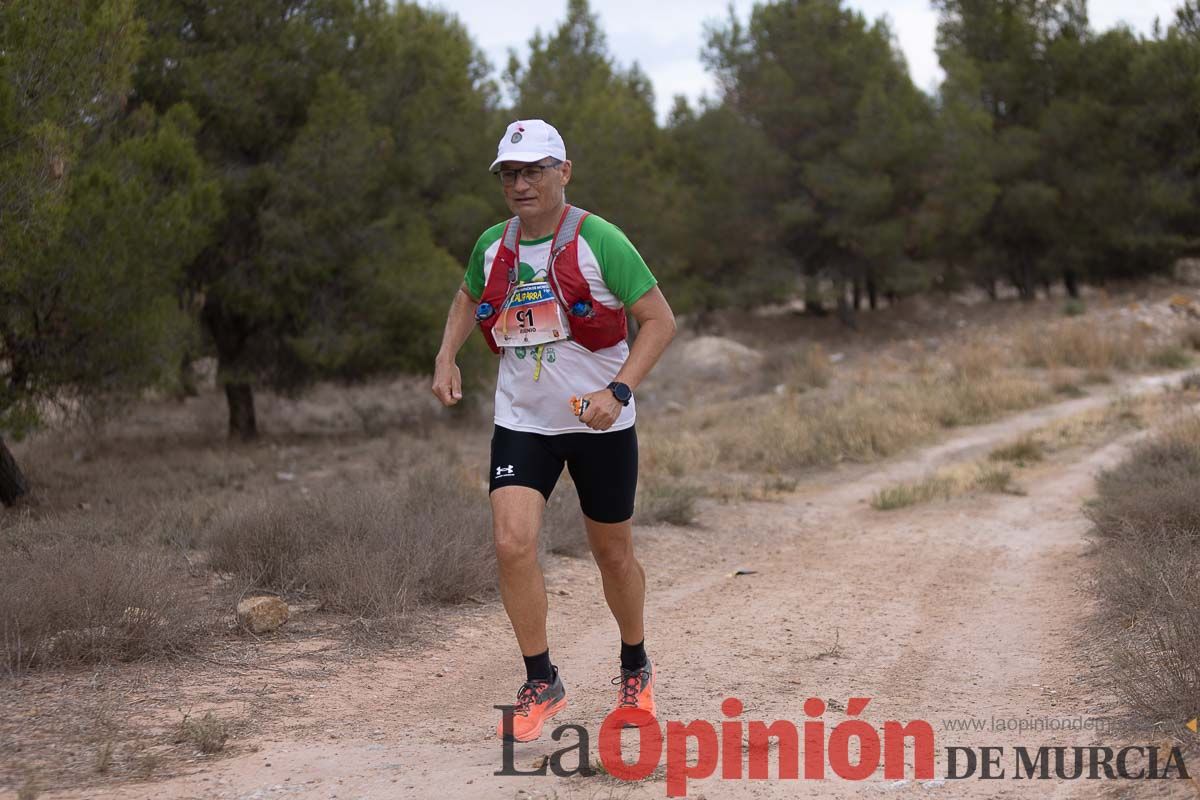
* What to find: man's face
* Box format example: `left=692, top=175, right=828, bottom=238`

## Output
left=499, top=158, right=572, bottom=219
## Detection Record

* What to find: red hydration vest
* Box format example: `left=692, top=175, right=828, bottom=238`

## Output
left=476, top=205, right=628, bottom=354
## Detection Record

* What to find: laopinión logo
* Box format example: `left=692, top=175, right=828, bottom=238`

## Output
left=495, top=697, right=1192, bottom=798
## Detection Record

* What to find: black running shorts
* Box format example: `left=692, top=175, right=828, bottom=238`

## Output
left=489, top=424, right=638, bottom=524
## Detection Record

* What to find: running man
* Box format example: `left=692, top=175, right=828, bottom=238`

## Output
left=431, top=119, right=676, bottom=742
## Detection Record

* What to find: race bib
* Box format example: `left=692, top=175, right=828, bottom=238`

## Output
left=495, top=281, right=570, bottom=347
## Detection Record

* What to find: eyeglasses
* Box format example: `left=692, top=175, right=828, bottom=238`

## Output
left=496, top=160, right=562, bottom=186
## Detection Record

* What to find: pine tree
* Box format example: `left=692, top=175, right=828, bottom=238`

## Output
left=805, top=62, right=934, bottom=312
left=703, top=0, right=925, bottom=314
left=662, top=98, right=787, bottom=312
left=504, top=0, right=672, bottom=269
left=0, top=0, right=219, bottom=503
left=918, top=53, right=1000, bottom=295
left=134, top=0, right=498, bottom=438
left=933, top=0, right=1073, bottom=299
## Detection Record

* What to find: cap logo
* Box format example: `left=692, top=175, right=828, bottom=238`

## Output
left=510, top=132, right=523, bottom=144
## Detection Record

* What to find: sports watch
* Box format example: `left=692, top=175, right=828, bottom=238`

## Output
left=606, top=381, right=632, bottom=406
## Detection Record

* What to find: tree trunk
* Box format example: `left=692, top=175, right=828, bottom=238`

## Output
left=867, top=277, right=878, bottom=310
left=1016, top=262, right=1036, bottom=302
left=225, top=382, right=257, bottom=441
left=852, top=280, right=863, bottom=311
left=0, top=436, right=28, bottom=506
left=176, top=353, right=199, bottom=399
left=802, top=273, right=826, bottom=316
left=836, top=276, right=856, bottom=329
left=1063, top=269, right=1080, bottom=299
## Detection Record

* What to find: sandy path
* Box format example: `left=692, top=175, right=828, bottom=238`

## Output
left=45, top=376, right=1198, bottom=800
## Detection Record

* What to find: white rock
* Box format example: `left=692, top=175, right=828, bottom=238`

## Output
left=677, top=336, right=764, bottom=380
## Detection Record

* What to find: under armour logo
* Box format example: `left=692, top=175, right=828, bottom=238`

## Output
left=495, top=464, right=515, bottom=478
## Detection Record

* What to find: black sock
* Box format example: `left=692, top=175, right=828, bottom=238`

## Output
left=523, top=649, right=553, bottom=683
left=620, top=639, right=647, bottom=672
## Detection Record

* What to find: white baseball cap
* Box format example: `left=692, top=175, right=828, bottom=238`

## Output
left=489, top=119, right=567, bottom=172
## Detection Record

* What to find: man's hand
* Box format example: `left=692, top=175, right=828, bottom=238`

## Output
left=578, top=387, right=622, bottom=430
left=432, top=359, right=463, bottom=406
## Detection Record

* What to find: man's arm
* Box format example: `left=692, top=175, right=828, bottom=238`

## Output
left=431, top=283, right=478, bottom=407
left=613, top=287, right=675, bottom=391
left=579, top=286, right=676, bottom=430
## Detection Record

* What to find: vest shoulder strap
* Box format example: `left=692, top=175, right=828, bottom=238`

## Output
left=552, top=205, right=589, bottom=254
left=501, top=216, right=521, bottom=251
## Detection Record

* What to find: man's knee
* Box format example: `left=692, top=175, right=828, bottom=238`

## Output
left=590, top=532, right=636, bottom=576
left=493, top=521, right=539, bottom=566
left=491, top=486, right=544, bottom=567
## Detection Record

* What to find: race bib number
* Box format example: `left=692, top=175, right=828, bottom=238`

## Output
left=496, top=281, right=570, bottom=348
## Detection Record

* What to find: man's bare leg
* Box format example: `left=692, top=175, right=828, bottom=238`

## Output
left=491, top=485, right=549, bottom=655
left=584, top=515, right=645, bottom=645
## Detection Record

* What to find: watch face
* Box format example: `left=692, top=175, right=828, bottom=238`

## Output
left=609, top=382, right=631, bottom=404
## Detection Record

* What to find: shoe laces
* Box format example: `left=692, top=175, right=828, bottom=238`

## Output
left=613, top=667, right=649, bottom=708
left=513, top=679, right=547, bottom=716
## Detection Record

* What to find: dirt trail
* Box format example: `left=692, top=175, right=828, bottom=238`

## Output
left=47, top=375, right=1197, bottom=800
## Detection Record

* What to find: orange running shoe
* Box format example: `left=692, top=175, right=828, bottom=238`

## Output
left=496, top=666, right=568, bottom=742
left=612, top=658, right=656, bottom=725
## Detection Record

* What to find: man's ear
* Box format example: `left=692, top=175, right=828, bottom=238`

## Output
left=559, top=159, right=572, bottom=186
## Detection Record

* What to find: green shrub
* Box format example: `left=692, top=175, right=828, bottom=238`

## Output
left=1062, top=298, right=1086, bottom=316
left=1149, top=345, right=1192, bottom=370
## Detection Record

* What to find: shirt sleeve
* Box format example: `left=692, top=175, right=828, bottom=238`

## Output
left=463, top=236, right=486, bottom=301
left=464, top=222, right=508, bottom=300
left=581, top=216, right=658, bottom=307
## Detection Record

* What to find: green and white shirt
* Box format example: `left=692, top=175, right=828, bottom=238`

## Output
left=465, top=214, right=657, bottom=435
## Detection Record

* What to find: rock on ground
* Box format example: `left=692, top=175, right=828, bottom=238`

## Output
left=236, top=596, right=289, bottom=634
left=677, top=335, right=764, bottom=380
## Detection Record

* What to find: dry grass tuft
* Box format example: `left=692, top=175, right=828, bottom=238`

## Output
left=636, top=479, right=702, bottom=526
left=1149, top=344, right=1192, bottom=370
left=870, top=475, right=956, bottom=510
left=1181, top=323, right=1200, bottom=351
left=946, top=339, right=1005, bottom=381
left=984, top=392, right=1162, bottom=470
left=1086, top=413, right=1200, bottom=735
left=176, top=711, right=228, bottom=754
left=989, top=436, right=1044, bottom=464
left=641, top=431, right=719, bottom=479
left=1048, top=371, right=1086, bottom=397
left=974, top=463, right=1018, bottom=494
left=1017, top=319, right=1148, bottom=370
left=94, top=739, right=114, bottom=774
left=1087, top=415, right=1200, bottom=540
left=870, top=461, right=1021, bottom=510
left=780, top=343, right=834, bottom=390
left=207, top=465, right=494, bottom=623
left=696, top=368, right=1048, bottom=474
left=1, top=516, right=198, bottom=672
